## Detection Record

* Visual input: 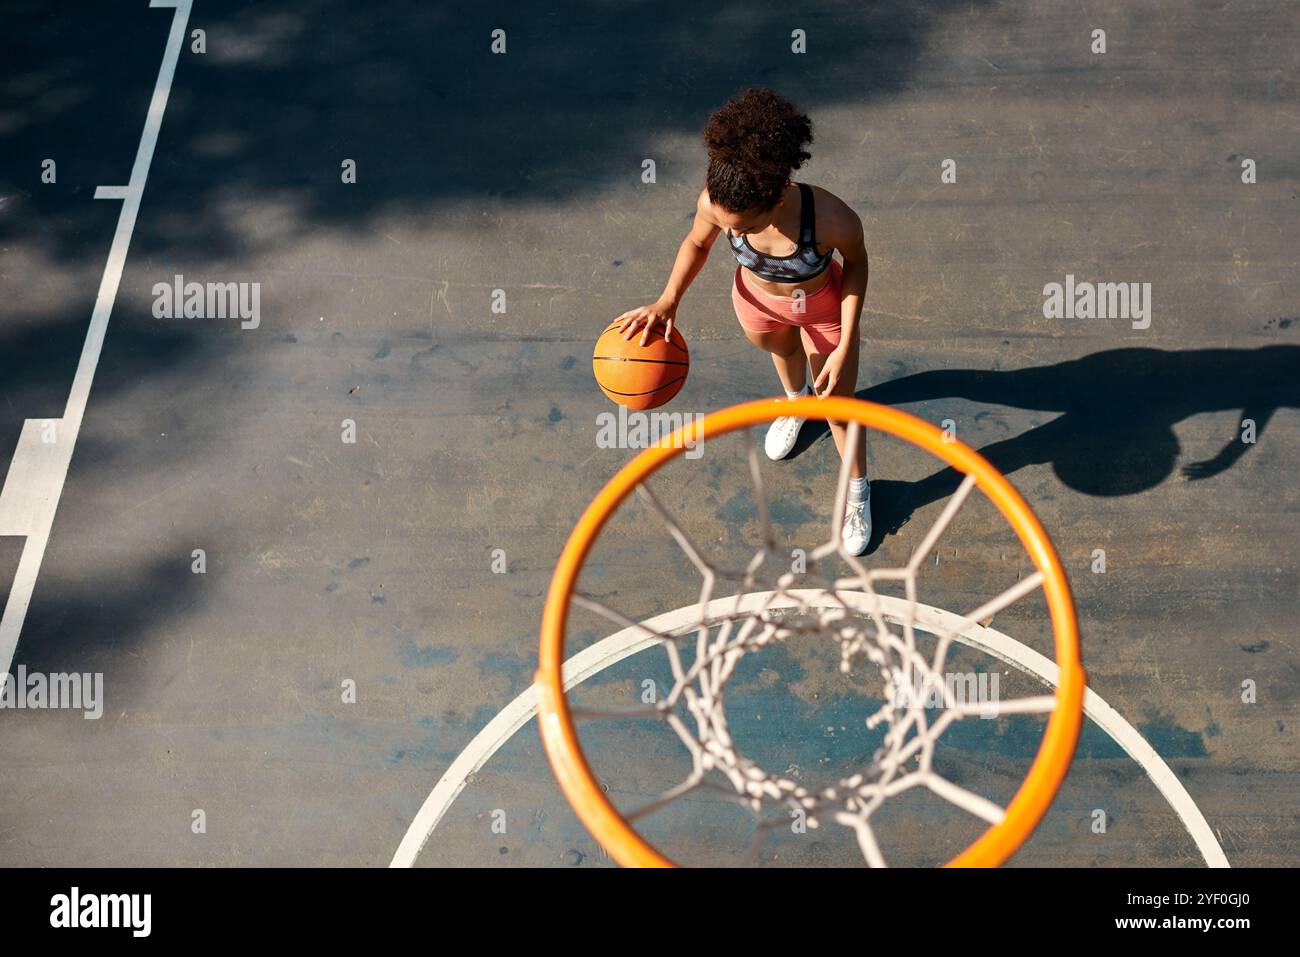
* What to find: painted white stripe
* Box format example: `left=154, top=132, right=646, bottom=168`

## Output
left=0, top=0, right=192, bottom=677
left=390, top=590, right=1229, bottom=868
left=0, top=420, right=71, bottom=536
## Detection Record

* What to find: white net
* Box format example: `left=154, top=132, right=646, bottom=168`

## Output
left=566, top=422, right=1061, bottom=867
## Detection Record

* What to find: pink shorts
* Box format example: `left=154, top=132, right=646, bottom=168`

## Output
left=731, top=258, right=844, bottom=354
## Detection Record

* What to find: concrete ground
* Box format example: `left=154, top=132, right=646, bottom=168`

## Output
left=0, top=0, right=1295, bottom=867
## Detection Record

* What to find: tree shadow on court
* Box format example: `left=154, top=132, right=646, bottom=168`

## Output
left=0, top=303, right=230, bottom=683
left=0, top=308, right=212, bottom=467
left=817, top=345, right=1300, bottom=549
left=9, top=554, right=208, bottom=677
left=0, top=0, right=992, bottom=671
left=0, top=0, right=993, bottom=266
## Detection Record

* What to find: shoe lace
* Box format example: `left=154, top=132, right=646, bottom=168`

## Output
left=844, top=500, right=867, bottom=537
left=775, top=415, right=800, bottom=435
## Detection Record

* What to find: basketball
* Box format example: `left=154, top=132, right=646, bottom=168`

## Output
left=592, top=322, right=689, bottom=410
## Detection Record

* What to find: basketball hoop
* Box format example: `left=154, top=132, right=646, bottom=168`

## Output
left=537, top=397, right=1085, bottom=867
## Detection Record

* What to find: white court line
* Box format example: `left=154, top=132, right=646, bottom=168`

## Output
left=390, top=591, right=1230, bottom=868
left=0, top=0, right=193, bottom=677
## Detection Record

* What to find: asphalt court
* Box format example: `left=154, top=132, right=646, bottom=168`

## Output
left=0, top=1, right=1296, bottom=867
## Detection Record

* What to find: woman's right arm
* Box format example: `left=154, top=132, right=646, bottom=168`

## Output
left=615, top=190, right=721, bottom=344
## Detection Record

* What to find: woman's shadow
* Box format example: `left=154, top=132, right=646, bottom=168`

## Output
left=786, top=345, right=1299, bottom=550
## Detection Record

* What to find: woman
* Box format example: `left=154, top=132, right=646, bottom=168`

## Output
left=615, top=87, right=872, bottom=554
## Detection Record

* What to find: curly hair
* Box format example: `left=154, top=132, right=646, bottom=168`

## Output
left=703, top=87, right=814, bottom=214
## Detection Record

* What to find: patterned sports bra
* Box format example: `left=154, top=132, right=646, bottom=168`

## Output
left=725, top=182, right=834, bottom=283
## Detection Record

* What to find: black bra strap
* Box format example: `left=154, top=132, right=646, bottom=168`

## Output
left=796, top=182, right=815, bottom=246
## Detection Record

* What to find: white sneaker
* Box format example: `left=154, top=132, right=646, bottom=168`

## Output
left=764, top=412, right=806, bottom=460
left=842, top=491, right=872, bottom=556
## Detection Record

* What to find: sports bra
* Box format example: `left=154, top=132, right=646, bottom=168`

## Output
left=725, top=182, right=834, bottom=283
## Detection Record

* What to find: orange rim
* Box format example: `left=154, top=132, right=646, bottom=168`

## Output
left=537, top=397, right=1085, bottom=867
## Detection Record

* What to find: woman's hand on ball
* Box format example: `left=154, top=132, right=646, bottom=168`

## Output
left=614, top=299, right=678, bottom=346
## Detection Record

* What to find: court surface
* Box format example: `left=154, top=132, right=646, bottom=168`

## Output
left=0, top=0, right=1295, bottom=867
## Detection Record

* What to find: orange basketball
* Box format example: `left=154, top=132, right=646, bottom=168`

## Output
left=592, top=322, right=689, bottom=410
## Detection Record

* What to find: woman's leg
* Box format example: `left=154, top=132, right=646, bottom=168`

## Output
left=739, top=324, right=813, bottom=460
left=742, top=324, right=807, bottom=394
left=807, top=336, right=867, bottom=478
left=732, top=266, right=808, bottom=394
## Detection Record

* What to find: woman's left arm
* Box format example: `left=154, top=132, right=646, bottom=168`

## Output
left=813, top=201, right=868, bottom=395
